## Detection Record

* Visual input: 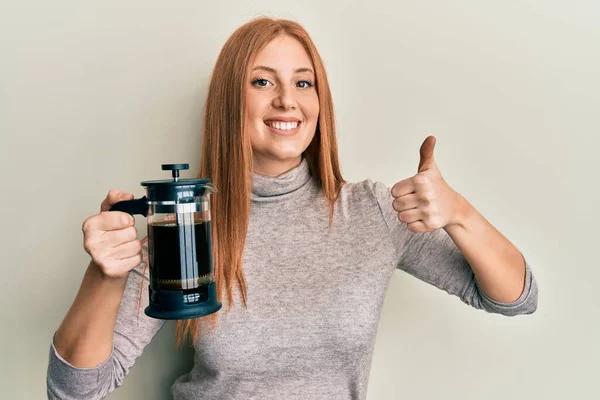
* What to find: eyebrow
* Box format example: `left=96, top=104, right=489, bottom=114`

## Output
left=252, top=65, right=315, bottom=75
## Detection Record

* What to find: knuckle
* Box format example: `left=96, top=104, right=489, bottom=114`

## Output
left=127, top=226, right=138, bottom=239
left=82, top=216, right=96, bottom=233
left=84, top=237, right=102, bottom=254
left=413, top=175, right=427, bottom=186
left=107, top=189, right=120, bottom=199
left=83, top=240, right=93, bottom=254
left=105, top=190, right=122, bottom=207
left=126, top=255, right=142, bottom=271
left=102, top=211, right=122, bottom=227
left=98, top=212, right=115, bottom=228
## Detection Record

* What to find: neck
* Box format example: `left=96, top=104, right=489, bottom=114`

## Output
left=252, top=155, right=302, bottom=177
left=251, top=157, right=312, bottom=202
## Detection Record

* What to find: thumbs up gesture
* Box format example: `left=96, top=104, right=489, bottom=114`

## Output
left=391, top=136, right=464, bottom=233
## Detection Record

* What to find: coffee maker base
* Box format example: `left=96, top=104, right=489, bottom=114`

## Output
left=145, top=301, right=222, bottom=320
left=145, top=282, right=222, bottom=320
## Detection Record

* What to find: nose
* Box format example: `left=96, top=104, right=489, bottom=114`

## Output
left=272, top=84, right=297, bottom=110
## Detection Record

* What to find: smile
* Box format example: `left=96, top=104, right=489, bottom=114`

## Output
left=264, top=120, right=301, bottom=131
left=263, top=120, right=302, bottom=134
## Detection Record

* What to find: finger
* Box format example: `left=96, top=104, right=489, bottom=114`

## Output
left=104, top=226, right=138, bottom=247
left=101, top=190, right=134, bottom=212
left=104, top=253, right=144, bottom=277
left=418, top=136, right=437, bottom=173
left=119, top=253, right=144, bottom=271
left=83, top=212, right=134, bottom=234
left=398, top=208, right=422, bottom=224
left=407, top=221, right=429, bottom=233
left=391, top=178, right=415, bottom=198
left=392, top=193, right=419, bottom=212
left=109, top=239, right=142, bottom=260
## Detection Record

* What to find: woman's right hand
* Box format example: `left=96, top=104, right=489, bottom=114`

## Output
left=82, top=189, right=142, bottom=278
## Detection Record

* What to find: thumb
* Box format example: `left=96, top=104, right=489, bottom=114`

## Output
left=417, top=135, right=437, bottom=173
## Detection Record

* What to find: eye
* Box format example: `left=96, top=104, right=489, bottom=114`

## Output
left=296, top=79, right=314, bottom=89
left=251, top=78, right=271, bottom=87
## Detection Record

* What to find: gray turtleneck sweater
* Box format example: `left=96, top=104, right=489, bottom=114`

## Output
left=47, top=159, right=538, bottom=399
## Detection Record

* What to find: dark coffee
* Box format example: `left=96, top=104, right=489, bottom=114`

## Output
left=147, top=220, right=213, bottom=292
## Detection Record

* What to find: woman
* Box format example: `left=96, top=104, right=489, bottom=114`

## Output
left=47, top=17, right=538, bottom=400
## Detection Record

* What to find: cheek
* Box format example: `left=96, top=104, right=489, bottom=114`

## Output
left=245, top=94, right=270, bottom=143
left=245, top=89, right=273, bottom=121
left=304, top=96, right=320, bottom=123
left=245, top=93, right=260, bottom=122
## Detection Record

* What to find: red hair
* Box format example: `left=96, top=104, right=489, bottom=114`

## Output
left=176, top=17, right=346, bottom=345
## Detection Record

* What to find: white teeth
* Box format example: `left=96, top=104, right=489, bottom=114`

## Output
left=267, top=121, right=299, bottom=130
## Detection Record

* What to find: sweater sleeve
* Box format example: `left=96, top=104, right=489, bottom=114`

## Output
left=47, top=242, right=166, bottom=400
left=369, top=180, right=538, bottom=316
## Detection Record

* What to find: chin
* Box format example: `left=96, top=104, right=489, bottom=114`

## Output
left=269, top=150, right=304, bottom=162
left=251, top=127, right=315, bottom=167
left=252, top=147, right=305, bottom=171
left=261, top=142, right=310, bottom=160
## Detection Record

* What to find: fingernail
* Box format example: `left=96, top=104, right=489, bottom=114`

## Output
left=123, top=215, right=133, bottom=225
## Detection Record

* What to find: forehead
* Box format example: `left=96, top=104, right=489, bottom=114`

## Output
left=253, top=35, right=314, bottom=70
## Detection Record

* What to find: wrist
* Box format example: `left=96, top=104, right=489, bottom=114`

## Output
left=446, top=192, right=475, bottom=230
left=87, top=261, right=129, bottom=288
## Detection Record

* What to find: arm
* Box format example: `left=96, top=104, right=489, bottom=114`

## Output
left=388, top=136, right=537, bottom=312
left=52, top=261, right=129, bottom=368
left=47, top=191, right=166, bottom=400
left=370, top=179, right=538, bottom=316
left=444, top=194, right=528, bottom=303
left=47, top=243, right=166, bottom=400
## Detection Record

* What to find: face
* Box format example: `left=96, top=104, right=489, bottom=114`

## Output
left=245, top=35, right=320, bottom=176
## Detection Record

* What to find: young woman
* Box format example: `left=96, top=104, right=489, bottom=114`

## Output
left=48, top=17, right=538, bottom=400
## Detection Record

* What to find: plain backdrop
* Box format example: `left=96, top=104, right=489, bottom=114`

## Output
left=1, top=1, right=599, bottom=399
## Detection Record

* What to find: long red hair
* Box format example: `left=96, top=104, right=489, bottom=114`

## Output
left=175, top=17, right=346, bottom=345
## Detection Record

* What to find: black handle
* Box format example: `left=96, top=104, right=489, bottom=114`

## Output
left=109, top=196, right=149, bottom=217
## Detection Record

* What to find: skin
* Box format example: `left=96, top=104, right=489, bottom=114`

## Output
left=392, top=136, right=527, bottom=302
left=245, top=35, right=319, bottom=177
left=53, top=34, right=529, bottom=369
left=53, top=190, right=141, bottom=367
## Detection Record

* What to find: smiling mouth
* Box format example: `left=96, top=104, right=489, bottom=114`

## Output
left=264, top=120, right=302, bottom=131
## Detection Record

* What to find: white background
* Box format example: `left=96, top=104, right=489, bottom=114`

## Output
left=1, top=1, right=598, bottom=399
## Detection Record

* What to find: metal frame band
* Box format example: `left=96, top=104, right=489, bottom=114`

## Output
left=150, top=202, right=207, bottom=214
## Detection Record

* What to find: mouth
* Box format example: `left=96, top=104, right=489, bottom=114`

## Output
left=263, top=119, right=302, bottom=134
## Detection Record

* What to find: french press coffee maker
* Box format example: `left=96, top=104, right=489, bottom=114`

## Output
left=110, top=163, right=222, bottom=320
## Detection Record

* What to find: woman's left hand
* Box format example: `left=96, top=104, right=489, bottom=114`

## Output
left=391, top=136, right=466, bottom=233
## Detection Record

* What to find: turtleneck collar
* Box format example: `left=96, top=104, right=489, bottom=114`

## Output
left=251, top=158, right=312, bottom=203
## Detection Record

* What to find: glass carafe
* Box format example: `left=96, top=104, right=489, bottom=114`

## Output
left=110, top=163, right=222, bottom=320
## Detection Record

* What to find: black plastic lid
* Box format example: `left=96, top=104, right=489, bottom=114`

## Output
left=141, top=164, right=213, bottom=201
